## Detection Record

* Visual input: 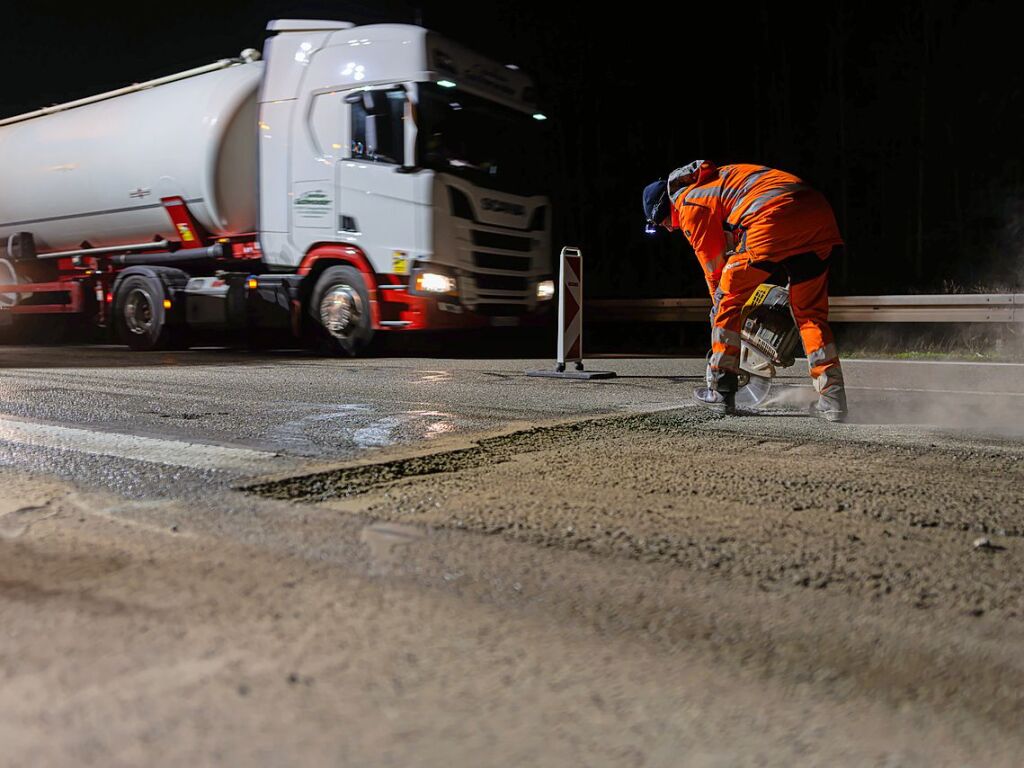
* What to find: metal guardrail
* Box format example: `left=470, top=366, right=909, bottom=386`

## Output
left=586, top=294, right=1024, bottom=323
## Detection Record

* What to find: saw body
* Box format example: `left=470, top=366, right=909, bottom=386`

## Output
left=733, top=283, right=801, bottom=406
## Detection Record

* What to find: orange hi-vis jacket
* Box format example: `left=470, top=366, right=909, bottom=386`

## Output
left=670, top=163, right=843, bottom=297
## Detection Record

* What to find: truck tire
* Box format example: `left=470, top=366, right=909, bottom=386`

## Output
left=308, top=265, right=375, bottom=356
left=113, top=274, right=181, bottom=351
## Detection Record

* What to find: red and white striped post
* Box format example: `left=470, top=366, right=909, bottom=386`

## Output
left=557, top=246, right=583, bottom=371
left=527, top=246, right=616, bottom=380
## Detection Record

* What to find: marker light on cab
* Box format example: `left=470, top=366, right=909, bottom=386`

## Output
left=536, top=279, right=555, bottom=300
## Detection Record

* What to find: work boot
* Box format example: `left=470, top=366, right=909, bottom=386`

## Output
left=693, top=386, right=737, bottom=415
left=693, top=369, right=738, bottom=415
left=810, top=388, right=848, bottom=423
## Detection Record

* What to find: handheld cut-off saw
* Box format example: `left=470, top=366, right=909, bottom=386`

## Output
left=728, top=282, right=802, bottom=407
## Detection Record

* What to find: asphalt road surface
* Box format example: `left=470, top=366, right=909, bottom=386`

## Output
left=2, top=345, right=1023, bottom=766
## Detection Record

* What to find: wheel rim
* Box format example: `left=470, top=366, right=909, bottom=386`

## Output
left=124, top=287, right=155, bottom=335
left=319, top=284, right=363, bottom=340
left=0, top=259, right=19, bottom=309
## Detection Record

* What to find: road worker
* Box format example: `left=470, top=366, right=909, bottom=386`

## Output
left=642, top=161, right=847, bottom=421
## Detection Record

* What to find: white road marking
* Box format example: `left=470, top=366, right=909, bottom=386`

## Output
left=0, top=416, right=283, bottom=471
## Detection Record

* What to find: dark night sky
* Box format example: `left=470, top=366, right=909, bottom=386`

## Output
left=3, top=1, right=1022, bottom=297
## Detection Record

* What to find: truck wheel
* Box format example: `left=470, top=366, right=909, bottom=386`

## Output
left=0, top=257, right=22, bottom=310
left=0, top=258, right=21, bottom=343
left=114, top=275, right=180, bottom=351
left=309, top=265, right=375, bottom=356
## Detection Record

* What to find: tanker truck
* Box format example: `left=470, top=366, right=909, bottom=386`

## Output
left=0, top=19, right=554, bottom=352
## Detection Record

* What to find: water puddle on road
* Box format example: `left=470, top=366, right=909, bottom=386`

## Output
left=353, top=410, right=458, bottom=448
left=415, top=370, right=453, bottom=383
left=267, top=406, right=461, bottom=455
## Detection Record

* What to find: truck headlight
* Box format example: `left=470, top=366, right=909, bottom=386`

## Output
left=414, top=271, right=457, bottom=294
left=536, top=279, right=555, bottom=300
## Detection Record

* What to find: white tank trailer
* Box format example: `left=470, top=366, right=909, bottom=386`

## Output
left=0, top=61, right=261, bottom=252
left=0, top=20, right=554, bottom=351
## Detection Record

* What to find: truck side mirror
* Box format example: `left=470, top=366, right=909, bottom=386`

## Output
left=344, top=91, right=381, bottom=116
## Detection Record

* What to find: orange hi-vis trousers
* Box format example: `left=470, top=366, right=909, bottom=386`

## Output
left=710, top=247, right=844, bottom=395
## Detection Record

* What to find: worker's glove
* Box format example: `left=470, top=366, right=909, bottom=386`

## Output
left=709, top=287, right=724, bottom=323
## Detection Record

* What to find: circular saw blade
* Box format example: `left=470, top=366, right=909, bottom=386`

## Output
left=735, top=373, right=772, bottom=408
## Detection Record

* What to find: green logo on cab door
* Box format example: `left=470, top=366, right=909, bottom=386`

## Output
left=294, top=190, right=332, bottom=221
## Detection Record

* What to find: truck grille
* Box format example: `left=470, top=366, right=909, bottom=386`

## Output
left=471, top=230, right=533, bottom=252
left=471, top=228, right=534, bottom=275
left=473, top=251, right=531, bottom=272
left=458, top=223, right=542, bottom=309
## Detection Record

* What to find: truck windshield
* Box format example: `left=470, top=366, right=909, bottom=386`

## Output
left=415, top=83, right=546, bottom=195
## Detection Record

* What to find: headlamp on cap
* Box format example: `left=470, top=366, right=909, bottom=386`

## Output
left=642, top=179, right=671, bottom=236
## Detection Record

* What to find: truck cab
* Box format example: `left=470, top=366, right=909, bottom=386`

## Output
left=259, top=21, right=554, bottom=334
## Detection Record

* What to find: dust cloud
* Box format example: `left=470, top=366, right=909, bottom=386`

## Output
left=761, top=359, right=1024, bottom=438
left=849, top=385, right=1024, bottom=437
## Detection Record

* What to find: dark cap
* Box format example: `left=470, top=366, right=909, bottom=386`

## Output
left=642, top=180, right=670, bottom=230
